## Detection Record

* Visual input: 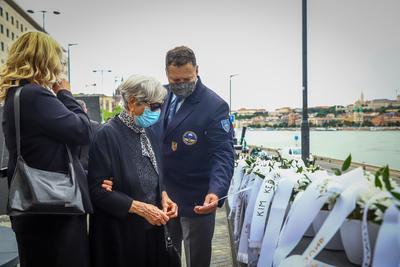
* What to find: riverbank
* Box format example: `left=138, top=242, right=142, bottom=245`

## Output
left=256, top=147, right=400, bottom=179
left=239, top=130, right=400, bottom=170
left=245, top=126, right=400, bottom=131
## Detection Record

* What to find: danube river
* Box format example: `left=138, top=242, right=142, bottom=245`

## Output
left=236, top=129, right=400, bottom=170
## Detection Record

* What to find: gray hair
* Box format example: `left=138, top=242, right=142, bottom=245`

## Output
left=118, top=75, right=167, bottom=110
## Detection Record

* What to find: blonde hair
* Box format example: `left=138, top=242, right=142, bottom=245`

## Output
left=0, top=31, right=64, bottom=101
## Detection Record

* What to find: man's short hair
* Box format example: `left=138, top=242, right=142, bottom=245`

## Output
left=165, top=46, right=197, bottom=68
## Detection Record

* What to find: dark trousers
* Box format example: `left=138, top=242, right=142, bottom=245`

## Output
left=12, top=215, right=89, bottom=267
left=169, top=213, right=216, bottom=267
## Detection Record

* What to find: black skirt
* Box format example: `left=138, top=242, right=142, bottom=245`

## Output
left=12, top=214, right=90, bottom=267
left=89, top=212, right=170, bottom=267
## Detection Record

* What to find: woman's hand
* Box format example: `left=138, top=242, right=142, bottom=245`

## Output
left=52, top=79, right=71, bottom=94
left=161, top=191, right=178, bottom=219
left=101, top=179, right=113, bottom=192
left=129, top=200, right=169, bottom=226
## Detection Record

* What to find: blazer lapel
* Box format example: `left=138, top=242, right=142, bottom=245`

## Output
left=163, top=82, right=203, bottom=140
left=164, top=102, right=194, bottom=137
left=160, top=91, right=172, bottom=131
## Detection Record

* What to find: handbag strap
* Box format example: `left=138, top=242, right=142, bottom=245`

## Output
left=13, top=86, right=74, bottom=165
left=163, top=224, right=174, bottom=249
left=13, top=86, right=23, bottom=156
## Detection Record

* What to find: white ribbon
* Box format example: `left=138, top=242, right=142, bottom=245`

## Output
left=237, top=174, right=263, bottom=263
left=249, top=169, right=279, bottom=249
left=372, top=204, right=400, bottom=267
left=273, top=178, right=336, bottom=266
left=278, top=255, right=336, bottom=267
left=361, top=192, right=390, bottom=267
left=257, top=169, right=298, bottom=267
left=301, top=183, right=365, bottom=264
left=274, top=168, right=364, bottom=266
left=228, top=160, right=246, bottom=208
left=233, top=173, right=253, bottom=240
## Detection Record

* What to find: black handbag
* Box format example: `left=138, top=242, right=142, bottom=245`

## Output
left=7, top=86, right=85, bottom=216
left=163, top=224, right=181, bottom=267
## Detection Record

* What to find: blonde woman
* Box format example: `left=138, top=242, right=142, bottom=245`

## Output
left=1, top=32, right=92, bottom=267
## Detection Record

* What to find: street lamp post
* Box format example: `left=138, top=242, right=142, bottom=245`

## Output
left=67, top=43, right=78, bottom=84
left=93, top=69, right=112, bottom=95
left=229, top=74, right=239, bottom=114
left=26, top=10, right=60, bottom=31
left=301, top=0, right=310, bottom=162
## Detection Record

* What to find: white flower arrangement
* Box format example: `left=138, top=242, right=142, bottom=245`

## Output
left=353, top=169, right=399, bottom=224
left=243, top=151, right=400, bottom=224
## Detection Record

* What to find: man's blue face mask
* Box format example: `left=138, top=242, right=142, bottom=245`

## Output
left=135, top=107, right=161, bottom=128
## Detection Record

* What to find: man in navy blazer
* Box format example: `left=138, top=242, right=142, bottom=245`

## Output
left=152, top=46, right=234, bottom=267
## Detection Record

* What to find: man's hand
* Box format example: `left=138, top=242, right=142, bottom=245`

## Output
left=52, top=79, right=71, bottom=94
left=194, top=193, right=219, bottom=215
left=161, top=191, right=178, bottom=219
left=101, top=179, right=113, bottom=192
left=129, top=200, right=169, bottom=226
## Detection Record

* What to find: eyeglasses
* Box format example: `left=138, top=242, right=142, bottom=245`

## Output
left=147, top=102, right=163, bottom=111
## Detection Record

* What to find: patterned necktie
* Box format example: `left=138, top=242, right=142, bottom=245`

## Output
left=167, top=95, right=182, bottom=126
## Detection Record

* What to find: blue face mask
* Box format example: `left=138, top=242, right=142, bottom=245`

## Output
left=135, top=107, right=161, bottom=128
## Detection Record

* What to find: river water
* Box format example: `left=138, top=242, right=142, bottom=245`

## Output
left=237, top=129, right=400, bottom=170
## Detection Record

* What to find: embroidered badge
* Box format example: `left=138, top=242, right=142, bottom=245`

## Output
left=171, top=141, right=178, bottom=152
left=182, top=131, right=198, bottom=145
left=221, top=119, right=230, bottom=133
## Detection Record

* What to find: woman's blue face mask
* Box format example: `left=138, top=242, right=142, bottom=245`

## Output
left=135, top=107, right=161, bottom=128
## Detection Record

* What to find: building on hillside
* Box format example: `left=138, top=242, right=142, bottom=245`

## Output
left=288, top=112, right=300, bottom=127
left=309, top=117, right=336, bottom=127
left=371, top=113, right=400, bottom=126
left=367, top=99, right=399, bottom=110
left=235, top=108, right=267, bottom=116
left=275, top=107, right=291, bottom=114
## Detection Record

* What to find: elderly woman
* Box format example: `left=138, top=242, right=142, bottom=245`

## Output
left=88, top=75, right=178, bottom=267
left=1, top=32, right=92, bottom=266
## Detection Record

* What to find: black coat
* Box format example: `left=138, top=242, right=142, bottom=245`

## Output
left=79, top=119, right=101, bottom=172
left=2, top=83, right=93, bottom=266
left=88, top=116, right=168, bottom=267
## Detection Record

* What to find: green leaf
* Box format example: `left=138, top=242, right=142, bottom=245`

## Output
left=382, top=166, right=393, bottom=191
left=341, top=154, right=352, bottom=172
left=254, top=171, right=265, bottom=179
left=375, top=203, right=388, bottom=213
left=390, top=191, right=400, bottom=201
left=296, top=166, right=303, bottom=174
left=245, top=159, right=253, bottom=166
left=332, top=168, right=341, bottom=176
left=375, top=176, right=383, bottom=190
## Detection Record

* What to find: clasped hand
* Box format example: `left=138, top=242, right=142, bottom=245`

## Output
left=101, top=179, right=178, bottom=225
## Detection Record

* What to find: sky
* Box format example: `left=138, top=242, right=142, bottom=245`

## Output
left=14, top=0, right=400, bottom=111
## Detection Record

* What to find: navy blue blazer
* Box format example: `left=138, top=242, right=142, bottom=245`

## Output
left=152, top=77, right=234, bottom=217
